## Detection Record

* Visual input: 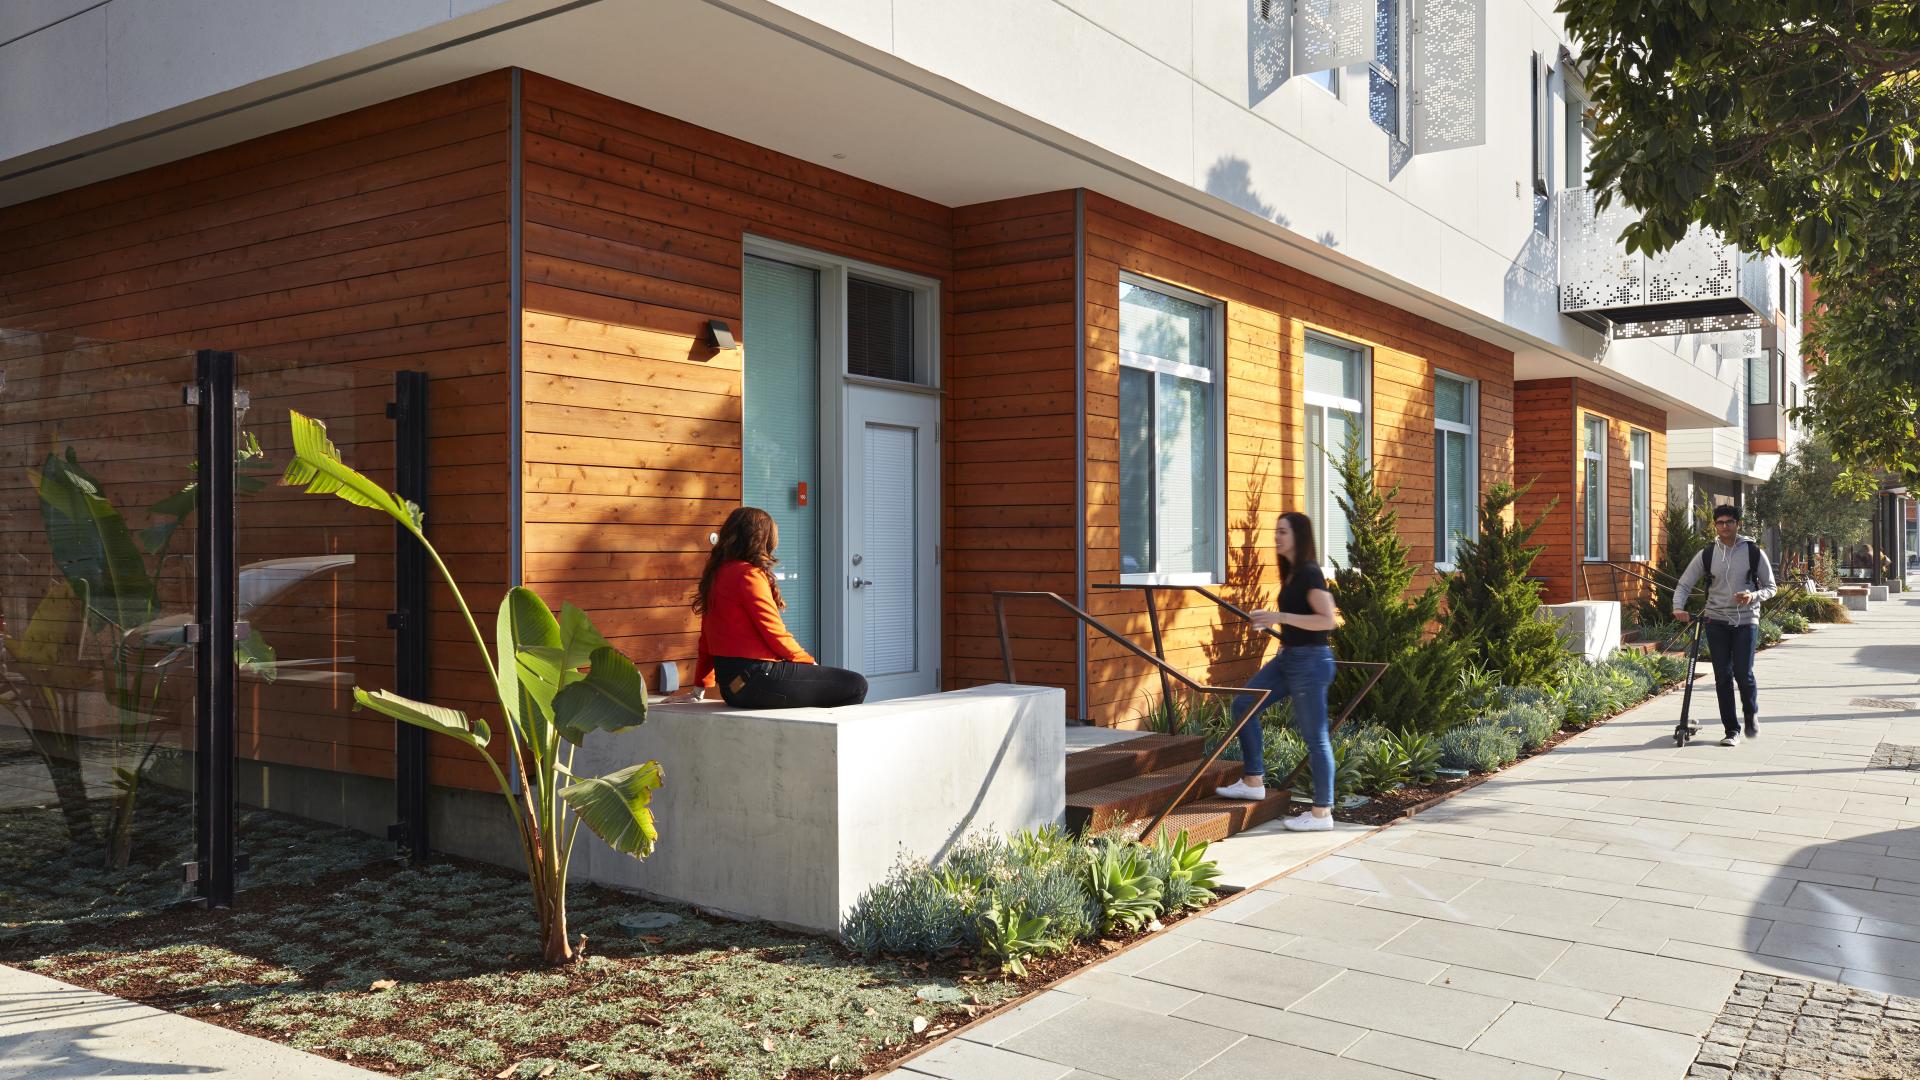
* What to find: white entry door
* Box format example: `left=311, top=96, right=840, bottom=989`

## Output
left=844, top=384, right=940, bottom=700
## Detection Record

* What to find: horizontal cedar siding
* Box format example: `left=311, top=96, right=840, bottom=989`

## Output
left=0, top=73, right=515, bottom=792
left=1514, top=377, right=1667, bottom=607
left=945, top=192, right=1080, bottom=711
left=514, top=72, right=952, bottom=689
left=1081, top=193, right=1516, bottom=726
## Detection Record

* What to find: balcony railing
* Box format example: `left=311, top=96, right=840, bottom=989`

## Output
left=1557, top=187, right=1769, bottom=338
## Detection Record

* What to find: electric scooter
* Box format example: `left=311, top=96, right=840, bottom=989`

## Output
left=1673, top=618, right=1705, bottom=747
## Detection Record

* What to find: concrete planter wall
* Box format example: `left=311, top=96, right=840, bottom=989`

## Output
left=1538, top=601, right=1622, bottom=662
left=568, top=683, right=1066, bottom=935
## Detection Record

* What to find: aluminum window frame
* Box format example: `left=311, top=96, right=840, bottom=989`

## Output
left=1583, top=413, right=1609, bottom=562
left=1433, top=370, right=1479, bottom=571
left=1117, top=272, right=1228, bottom=587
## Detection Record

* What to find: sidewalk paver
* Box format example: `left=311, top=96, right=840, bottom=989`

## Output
left=889, top=595, right=1920, bottom=1080
left=0, top=963, right=379, bottom=1080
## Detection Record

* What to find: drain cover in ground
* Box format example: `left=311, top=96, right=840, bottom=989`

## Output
left=617, top=912, right=684, bottom=933
left=1871, top=743, right=1920, bottom=770
left=1852, top=698, right=1916, bottom=709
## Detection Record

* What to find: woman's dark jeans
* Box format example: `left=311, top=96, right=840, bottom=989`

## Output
left=712, top=657, right=868, bottom=709
left=1230, top=644, right=1337, bottom=807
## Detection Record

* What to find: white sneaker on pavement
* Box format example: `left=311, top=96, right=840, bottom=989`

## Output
left=1282, top=812, right=1334, bottom=831
left=1214, top=781, right=1267, bottom=801
left=1720, top=732, right=1742, bottom=747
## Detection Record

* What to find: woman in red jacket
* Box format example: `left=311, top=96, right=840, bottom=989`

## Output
left=666, top=506, right=868, bottom=708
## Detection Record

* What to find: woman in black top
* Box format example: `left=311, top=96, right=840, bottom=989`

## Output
left=1214, top=510, right=1341, bottom=831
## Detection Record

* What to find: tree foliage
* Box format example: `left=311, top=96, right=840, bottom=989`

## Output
left=1749, top=435, right=1876, bottom=566
left=1443, top=481, right=1569, bottom=688
left=1326, top=437, right=1474, bottom=735
left=1559, top=1, right=1920, bottom=481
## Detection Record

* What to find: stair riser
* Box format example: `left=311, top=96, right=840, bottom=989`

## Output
left=1139, top=791, right=1294, bottom=844
left=1065, top=738, right=1206, bottom=794
left=1066, top=761, right=1242, bottom=833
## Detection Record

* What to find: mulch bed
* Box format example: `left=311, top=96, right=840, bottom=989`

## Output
left=0, top=813, right=1188, bottom=1080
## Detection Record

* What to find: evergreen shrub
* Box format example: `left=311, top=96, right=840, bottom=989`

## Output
left=1444, top=481, right=1571, bottom=687
left=1437, top=723, right=1520, bottom=773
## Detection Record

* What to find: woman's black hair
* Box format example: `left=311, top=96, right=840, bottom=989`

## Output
left=1277, top=510, right=1318, bottom=584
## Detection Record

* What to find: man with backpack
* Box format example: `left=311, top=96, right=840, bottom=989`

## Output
left=1672, top=504, right=1777, bottom=746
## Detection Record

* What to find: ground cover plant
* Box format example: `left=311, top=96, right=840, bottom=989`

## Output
left=2, top=831, right=1019, bottom=1080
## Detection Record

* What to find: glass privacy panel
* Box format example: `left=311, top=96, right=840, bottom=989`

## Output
left=1120, top=282, right=1210, bottom=365
left=1747, top=353, right=1773, bottom=406
left=1443, top=429, right=1470, bottom=563
left=1584, top=456, right=1604, bottom=554
left=1305, top=406, right=1327, bottom=546
left=847, top=277, right=915, bottom=383
left=0, top=333, right=200, bottom=926
left=1119, top=367, right=1153, bottom=576
left=1435, top=375, right=1469, bottom=425
left=743, top=256, right=821, bottom=654
left=860, top=423, right=917, bottom=676
left=1305, top=337, right=1361, bottom=400
left=1156, top=373, right=1213, bottom=576
left=231, top=352, right=398, bottom=883
left=1585, top=415, right=1607, bottom=454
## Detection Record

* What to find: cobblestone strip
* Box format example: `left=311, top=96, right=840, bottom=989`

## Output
left=1869, top=742, right=1920, bottom=770
left=1690, top=972, right=1920, bottom=1080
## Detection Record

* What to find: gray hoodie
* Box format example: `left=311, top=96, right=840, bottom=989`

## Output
left=1671, top=536, right=1777, bottom=626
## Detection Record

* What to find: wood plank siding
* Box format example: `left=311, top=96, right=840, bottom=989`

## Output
left=1513, top=377, right=1668, bottom=607
left=945, top=193, right=1082, bottom=710
left=513, top=73, right=953, bottom=690
left=1077, top=194, right=1516, bottom=726
left=0, top=73, right=515, bottom=793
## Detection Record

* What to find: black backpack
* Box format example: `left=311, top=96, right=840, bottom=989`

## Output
left=1694, top=541, right=1760, bottom=591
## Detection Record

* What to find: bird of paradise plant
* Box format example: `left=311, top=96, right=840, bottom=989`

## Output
left=279, top=410, right=660, bottom=964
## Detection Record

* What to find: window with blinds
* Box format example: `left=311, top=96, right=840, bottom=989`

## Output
left=1435, top=373, right=1476, bottom=567
left=1117, top=276, right=1222, bottom=582
left=847, top=276, right=916, bottom=382
left=1304, top=335, right=1370, bottom=567
left=1630, top=430, right=1650, bottom=563
left=1584, top=414, right=1608, bottom=561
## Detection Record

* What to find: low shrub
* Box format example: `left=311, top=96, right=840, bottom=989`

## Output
left=1774, top=609, right=1810, bottom=634
left=1437, top=722, right=1520, bottom=773
left=1492, top=700, right=1559, bottom=751
left=1601, top=656, right=1655, bottom=702
left=845, top=824, right=1222, bottom=975
left=1759, top=618, right=1785, bottom=647
left=1493, top=684, right=1555, bottom=713
left=1352, top=735, right=1410, bottom=794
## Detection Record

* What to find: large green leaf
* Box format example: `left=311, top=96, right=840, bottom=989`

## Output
left=553, top=646, right=648, bottom=745
left=279, top=411, right=422, bottom=531
left=498, top=587, right=562, bottom=743
left=236, top=627, right=278, bottom=683
left=354, top=687, right=490, bottom=751
left=557, top=603, right=610, bottom=672
left=33, top=451, right=157, bottom=632
left=560, top=761, right=663, bottom=858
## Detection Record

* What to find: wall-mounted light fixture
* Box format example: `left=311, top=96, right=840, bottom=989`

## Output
left=707, top=319, right=737, bottom=350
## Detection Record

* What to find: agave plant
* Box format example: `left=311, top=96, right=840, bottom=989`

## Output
left=975, top=897, right=1052, bottom=978
left=281, top=411, right=660, bottom=964
left=1082, top=838, right=1162, bottom=935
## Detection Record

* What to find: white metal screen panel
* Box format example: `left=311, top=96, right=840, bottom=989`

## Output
left=1252, top=0, right=1291, bottom=100
left=1646, top=224, right=1737, bottom=305
left=1293, top=0, right=1373, bottom=74
left=1412, top=0, right=1487, bottom=153
left=1558, top=188, right=1644, bottom=311
left=861, top=422, right=917, bottom=677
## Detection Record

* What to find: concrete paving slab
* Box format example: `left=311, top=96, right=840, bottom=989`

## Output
left=999, top=999, right=1243, bottom=1080
left=1471, top=1003, right=1700, bottom=1080
left=0, top=964, right=378, bottom=1080
left=1289, top=970, right=1511, bottom=1048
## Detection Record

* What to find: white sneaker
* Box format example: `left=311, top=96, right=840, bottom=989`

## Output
left=1214, top=781, right=1267, bottom=801
left=1720, top=732, right=1742, bottom=747
left=1282, top=812, right=1334, bottom=832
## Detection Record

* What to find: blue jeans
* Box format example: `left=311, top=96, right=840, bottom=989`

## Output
left=1232, top=645, right=1337, bottom=807
left=1702, top=620, right=1758, bottom=733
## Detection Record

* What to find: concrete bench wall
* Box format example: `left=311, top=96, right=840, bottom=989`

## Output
left=568, top=682, right=1066, bottom=935
left=1539, top=600, right=1622, bottom=662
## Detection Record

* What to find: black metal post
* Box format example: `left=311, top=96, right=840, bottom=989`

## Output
left=389, top=372, right=431, bottom=862
left=193, top=350, right=237, bottom=908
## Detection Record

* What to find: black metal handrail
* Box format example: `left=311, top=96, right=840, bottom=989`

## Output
left=993, top=586, right=1386, bottom=843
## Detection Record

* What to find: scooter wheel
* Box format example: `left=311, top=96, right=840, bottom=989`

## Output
left=1674, top=728, right=1690, bottom=747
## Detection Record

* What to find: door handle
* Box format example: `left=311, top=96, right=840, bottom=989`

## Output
left=851, top=577, right=875, bottom=588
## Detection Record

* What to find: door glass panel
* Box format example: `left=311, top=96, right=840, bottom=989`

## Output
left=1324, top=409, right=1357, bottom=565
left=1443, top=429, right=1470, bottom=562
left=861, top=423, right=916, bottom=677
left=744, top=256, right=821, bottom=655
left=1305, top=405, right=1326, bottom=550
left=0, top=333, right=199, bottom=931
left=847, top=277, right=915, bottom=383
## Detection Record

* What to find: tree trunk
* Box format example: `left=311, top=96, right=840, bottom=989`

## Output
left=42, top=749, right=96, bottom=847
